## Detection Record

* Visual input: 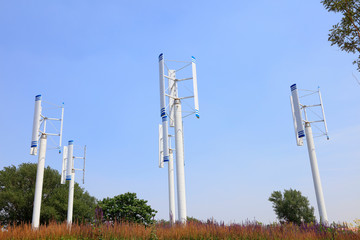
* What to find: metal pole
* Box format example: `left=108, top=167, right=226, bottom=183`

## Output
left=169, top=70, right=176, bottom=127
left=168, top=150, right=176, bottom=225
left=67, top=171, right=75, bottom=225
left=168, top=69, right=176, bottom=225
left=305, top=122, right=328, bottom=224
left=31, top=134, right=47, bottom=229
left=174, top=98, right=187, bottom=224
left=67, top=142, right=75, bottom=225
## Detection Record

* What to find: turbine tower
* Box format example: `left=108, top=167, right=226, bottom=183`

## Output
left=30, top=95, right=64, bottom=229
left=159, top=124, right=176, bottom=224
left=290, top=84, right=329, bottom=224
left=158, top=53, right=200, bottom=224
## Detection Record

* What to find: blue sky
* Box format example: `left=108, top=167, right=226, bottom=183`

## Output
left=0, top=1, right=359, bottom=224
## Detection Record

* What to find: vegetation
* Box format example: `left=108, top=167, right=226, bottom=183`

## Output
left=0, top=220, right=358, bottom=239
left=0, top=163, right=96, bottom=225
left=1, top=164, right=357, bottom=239
left=98, top=192, right=157, bottom=225
left=269, top=189, right=316, bottom=225
left=322, top=0, right=360, bottom=71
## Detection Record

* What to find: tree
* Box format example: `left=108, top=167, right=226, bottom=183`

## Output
left=268, top=189, right=315, bottom=225
left=322, top=0, right=360, bottom=71
left=0, top=163, right=96, bottom=225
left=99, top=192, right=157, bottom=225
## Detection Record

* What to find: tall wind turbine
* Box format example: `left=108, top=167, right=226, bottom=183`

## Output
left=290, top=84, right=329, bottom=224
left=30, top=95, right=64, bottom=229
left=158, top=53, right=200, bottom=224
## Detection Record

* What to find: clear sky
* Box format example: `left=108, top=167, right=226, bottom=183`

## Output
left=0, top=0, right=359, bottom=224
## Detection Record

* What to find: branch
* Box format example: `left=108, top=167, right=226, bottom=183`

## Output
left=345, top=3, right=360, bottom=42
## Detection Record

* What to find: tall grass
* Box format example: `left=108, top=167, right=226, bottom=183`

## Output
left=0, top=220, right=359, bottom=239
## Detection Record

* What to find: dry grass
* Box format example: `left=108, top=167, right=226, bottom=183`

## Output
left=0, top=221, right=359, bottom=239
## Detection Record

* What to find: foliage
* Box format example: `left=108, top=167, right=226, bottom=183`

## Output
left=98, top=192, right=157, bottom=225
left=355, top=218, right=360, bottom=229
left=322, top=0, right=360, bottom=71
left=268, top=188, right=316, bottom=225
left=187, top=216, right=202, bottom=224
left=0, top=163, right=96, bottom=225
left=348, top=218, right=360, bottom=231
left=0, top=221, right=359, bottom=240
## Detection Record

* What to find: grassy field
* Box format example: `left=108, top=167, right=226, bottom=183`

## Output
left=1, top=221, right=359, bottom=239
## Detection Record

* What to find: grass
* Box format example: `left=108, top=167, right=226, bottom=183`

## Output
left=0, top=220, right=359, bottom=240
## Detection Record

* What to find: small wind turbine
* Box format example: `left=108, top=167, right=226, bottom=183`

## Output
left=61, top=140, right=86, bottom=225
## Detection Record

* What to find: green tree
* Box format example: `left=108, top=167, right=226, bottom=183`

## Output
left=99, top=192, right=157, bottom=225
left=0, top=163, right=96, bottom=225
left=268, top=189, right=316, bottom=225
left=322, top=0, right=360, bottom=71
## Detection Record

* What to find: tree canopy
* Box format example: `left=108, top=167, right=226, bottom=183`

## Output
left=269, top=189, right=316, bottom=225
left=98, top=192, right=157, bottom=225
left=0, top=163, right=96, bottom=225
left=322, top=0, right=360, bottom=71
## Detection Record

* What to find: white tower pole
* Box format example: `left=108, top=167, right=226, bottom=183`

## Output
left=67, top=140, right=75, bottom=225
left=31, top=133, right=47, bottom=229
left=168, top=149, right=176, bottom=225
left=67, top=172, right=75, bottom=225
left=305, top=122, right=328, bottom=224
left=167, top=69, right=176, bottom=225
left=174, top=98, right=187, bottom=224
left=169, top=70, right=176, bottom=127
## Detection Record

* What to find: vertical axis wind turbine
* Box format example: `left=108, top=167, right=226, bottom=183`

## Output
left=61, top=140, right=86, bottom=225
left=30, top=95, right=64, bottom=229
left=158, top=53, right=200, bottom=224
left=290, top=84, right=329, bottom=224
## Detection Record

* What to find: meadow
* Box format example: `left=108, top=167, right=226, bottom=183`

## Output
left=1, top=220, right=359, bottom=240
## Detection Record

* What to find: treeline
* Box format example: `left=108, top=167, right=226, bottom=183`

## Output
left=0, top=163, right=156, bottom=226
